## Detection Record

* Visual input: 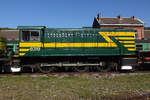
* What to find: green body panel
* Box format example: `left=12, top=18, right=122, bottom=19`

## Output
left=44, top=28, right=106, bottom=43
left=22, top=47, right=120, bottom=56
left=18, top=26, right=136, bottom=57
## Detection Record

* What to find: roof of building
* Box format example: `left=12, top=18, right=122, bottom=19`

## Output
left=93, top=13, right=144, bottom=27
left=0, top=30, right=19, bottom=43
left=98, top=18, right=144, bottom=25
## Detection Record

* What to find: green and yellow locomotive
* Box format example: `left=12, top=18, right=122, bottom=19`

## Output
left=0, top=35, right=6, bottom=72
left=9, top=26, right=137, bottom=73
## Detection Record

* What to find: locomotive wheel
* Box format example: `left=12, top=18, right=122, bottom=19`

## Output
left=95, top=66, right=102, bottom=72
left=0, top=65, right=2, bottom=73
left=100, top=62, right=114, bottom=72
left=64, top=67, right=72, bottom=72
left=90, top=66, right=101, bottom=72
left=90, top=62, right=107, bottom=72
left=131, top=66, right=136, bottom=72
left=101, top=66, right=111, bottom=72
left=38, top=66, right=57, bottom=73
left=3, top=65, right=11, bottom=73
left=73, top=66, right=89, bottom=72
left=101, top=62, right=118, bottom=72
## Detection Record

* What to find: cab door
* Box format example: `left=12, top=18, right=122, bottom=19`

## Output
left=19, top=30, right=43, bottom=56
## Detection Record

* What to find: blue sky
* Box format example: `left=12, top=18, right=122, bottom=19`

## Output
left=0, top=0, right=150, bottom=28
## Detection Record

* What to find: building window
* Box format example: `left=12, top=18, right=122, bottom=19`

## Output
left=135, top=31, right=138, bottom=39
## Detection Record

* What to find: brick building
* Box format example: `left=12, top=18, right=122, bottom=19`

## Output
left=144, top=30, right=150, bottom=40
left=0, top=30, right=19, bottom=43
left=92, top=13, right=144, bottom=39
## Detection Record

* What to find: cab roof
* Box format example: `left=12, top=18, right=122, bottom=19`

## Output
left=17, top=26, right=135, bottom=32
left=17, top=26, right=46, bottom=30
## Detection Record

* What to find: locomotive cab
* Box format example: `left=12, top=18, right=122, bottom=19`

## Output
left=10, top=26, right=45, bottom=72
left=18, top=26, right=45, bottom=57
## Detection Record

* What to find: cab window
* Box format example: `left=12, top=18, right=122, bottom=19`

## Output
left=22, top=30, right=40, bottom=42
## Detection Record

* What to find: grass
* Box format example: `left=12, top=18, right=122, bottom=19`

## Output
left=0, top=74, right=150, bottom=100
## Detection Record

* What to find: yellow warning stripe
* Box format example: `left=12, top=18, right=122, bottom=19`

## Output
left=124, top=45, right=135, bottom=47
left=99, top=32, right=114, bottom=42
left=19, top=43, right=42, bottom=47
left=19, top=53, right=26, bottom=56
left=115, top=37, right=135, bottom=40
left=19, top=49, right=30, bottom=51
left=119, top=41, right=135, bottom=43
left=13, top=55, right=20, bottom=57
left=20, top=43, right=118, bottom=48
left=128, top=48, right=136, bottom=51
left=99, top=32, right=135, bottom=36
left=44, top=43, right=118, bottom=47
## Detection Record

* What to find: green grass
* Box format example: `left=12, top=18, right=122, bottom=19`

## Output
left=0, top=74, right=150, bottom=100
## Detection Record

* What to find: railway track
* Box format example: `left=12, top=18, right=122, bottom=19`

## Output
left=1, top=70, right=150, bottom=78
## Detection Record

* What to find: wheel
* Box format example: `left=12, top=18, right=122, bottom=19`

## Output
left=64, top=66, right=71, bottom=72
left=101, top=62, right=114, bottom=72
left=38, top=66, right=57, bottom=73
left=90, top=62, right=107, bottom=72
left=72, top=66, right=89, bottom=72
left=3, top=65, right=11, bottom=73
left=0, top=64, right=2, bottom=73
left=90, top=66, right=101, bottom=72
left=131, top=65, right=137, bottom=72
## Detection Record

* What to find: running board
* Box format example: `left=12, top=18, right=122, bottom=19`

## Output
left=40, top=63, right=104, bottom=67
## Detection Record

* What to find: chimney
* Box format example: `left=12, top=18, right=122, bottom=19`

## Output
left=117, top=15, right=123, bottom=20
left=97, top=13, right=101, bottom=21
left=131, top=16, right=136, bottom=20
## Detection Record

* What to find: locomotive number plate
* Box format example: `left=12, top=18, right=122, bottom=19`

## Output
left=30, top=47, right=40, bottom=51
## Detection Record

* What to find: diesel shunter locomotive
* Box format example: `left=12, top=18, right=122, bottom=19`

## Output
left=9, top=26, right=137, bottom=73
left=0, top=35, right=6, bottom=72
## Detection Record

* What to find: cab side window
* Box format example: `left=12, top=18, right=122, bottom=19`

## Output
left=22, top=31, right=30, bottom=41
left=31, top=31, right=40, bottom=41
left=22, top=30, right=40, bottom=42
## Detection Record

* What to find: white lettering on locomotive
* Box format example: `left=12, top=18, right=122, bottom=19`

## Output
left=30, top=47, right=40, bottom=51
